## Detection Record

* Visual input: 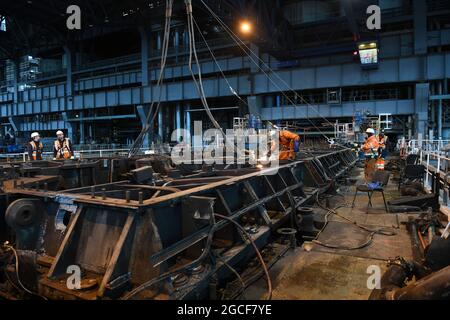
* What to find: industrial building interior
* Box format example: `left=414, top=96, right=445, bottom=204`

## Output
left=0, top=0, right=449, bottom=302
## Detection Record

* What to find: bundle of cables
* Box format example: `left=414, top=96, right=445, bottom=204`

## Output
left=128, top=0, right=174, bottom=157
left=2, top=242, right=47, bottom=300
left=121, top=213, right=272, bottom=300
left=198, top=0, right=349, bottom=148
left=312, top=189, right=396, bottom=250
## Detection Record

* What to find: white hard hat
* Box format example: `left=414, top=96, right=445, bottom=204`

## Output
left=366, top=128, right=375, bottom=134
left=56, top=130, right=64, bottom=136
left=31, top=132, right=40, bottom=139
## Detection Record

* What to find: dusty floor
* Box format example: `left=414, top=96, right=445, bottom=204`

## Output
left=245, top=165, right=416, bottom=300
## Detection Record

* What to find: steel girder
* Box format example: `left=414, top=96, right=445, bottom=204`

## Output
left=0, top=149, right=356, bottom=300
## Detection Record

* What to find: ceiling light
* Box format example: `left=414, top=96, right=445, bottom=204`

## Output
left=239, top=21, right=252, bottom=35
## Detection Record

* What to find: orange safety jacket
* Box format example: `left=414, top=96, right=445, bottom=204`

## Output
left=54, top=138, right=73, bottom=159
left=279, top=130, right=300, bottom=160
left=29, top=141, right=43, bottom=161
left=378, top=135, right=386, bottom=149
left=361, top=135, right=380, bottom=159
left=376, top=158, right=385, bottom=170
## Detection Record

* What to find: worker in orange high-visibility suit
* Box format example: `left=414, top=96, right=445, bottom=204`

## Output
left=361, top=128, right=380, bottom=182
left=378, top=132, right=386, bottom=149
left=278, top=130, right=300, bottom=161
left=376, top=131, right=387, bottom=170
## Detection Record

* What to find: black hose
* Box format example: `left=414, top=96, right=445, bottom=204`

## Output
left=312, top=187, right=396, bottom=250
left=121, top=220, right=221, bottom=300
left=214, top=214, right=272, bottom=300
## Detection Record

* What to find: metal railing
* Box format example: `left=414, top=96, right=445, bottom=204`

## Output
left=0, top=147, right=155, bottom=162
left=407, top=139, right=450, bottom=154
left=75, top=144, right=133, bottom=152
left=406, top=143, right=450, bottom=217
left=417, top=150, right=449, bottom=191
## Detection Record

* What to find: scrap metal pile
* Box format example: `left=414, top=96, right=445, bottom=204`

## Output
left=370, top=155, right=450, bottom=300
left=0, top=149, right=356, bottom=300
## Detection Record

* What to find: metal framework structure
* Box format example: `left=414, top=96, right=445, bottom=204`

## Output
left=1, top=1, right=450, bottom=146
left=0, top=149, right=356, bottom=300
left=0, top=0, right=292, bottom=59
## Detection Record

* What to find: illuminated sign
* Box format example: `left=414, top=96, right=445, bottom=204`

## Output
left=358, top=42, right=379, bottom=69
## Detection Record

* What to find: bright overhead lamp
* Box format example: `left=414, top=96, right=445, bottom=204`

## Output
left=239, top=20, right=252, bottom=34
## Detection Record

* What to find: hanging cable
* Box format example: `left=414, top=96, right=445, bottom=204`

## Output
left=128, top=0, right=174, bottom=157
left=205, top=6, right=332, bottom=138
left=192, top=15, right=288, bottom=154
left=185, top=0, right=227, bottom=139
left=185, top=0, right=252, bottom=159
left=216, top=255, right=247, bottom=300
left=200, top=0, right=335, bottom=127
left=192, top=12, right=281, bottom=145
left=192, top=16, right=248, bottom=107
left=199, top=0, right=346, bottom=145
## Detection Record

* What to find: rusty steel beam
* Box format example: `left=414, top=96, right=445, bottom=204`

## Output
left=0, top=148, right=357, bottom=300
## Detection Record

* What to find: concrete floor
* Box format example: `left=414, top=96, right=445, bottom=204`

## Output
left=245, top=166, right=416, bottom=300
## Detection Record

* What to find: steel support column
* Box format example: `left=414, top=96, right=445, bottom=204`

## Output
left=11, top=59, right=18, bottom=104
left=415, top=83, right=429, bottom=138
left=140, top=27, right=150, bottom=87
left=438, top=81, right=443, bottom=139
left=8, top=116, right=18, bottom=132
left=157, top=31, right=162, bottom=51
left=61, top=112, right=74, bottom=142
left=247, top=43, right=262, bottom=116
left=137, top=105, right=150, bottom=149
left=413, top=0, right=427, bottom=55
left=158, top=107, right=164, bottom=144
left=63, top=46, right=73, bottom=97
left=175, top=103, right=182, bottom=142
left=79, top=111, right=85, bottom=144
left=185, top=103, right=191, bottom=136
left=174, top=28, right=180, bottom=63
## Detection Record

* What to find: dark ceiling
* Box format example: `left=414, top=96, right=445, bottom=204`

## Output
left=0, top=0, right=375, bottom=60
left=0, top=0, right=245, bottom=59
left=0, top=0, right=294, bottom=59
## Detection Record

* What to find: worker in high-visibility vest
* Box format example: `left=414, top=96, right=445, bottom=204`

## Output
left=377, top=132, right=385, bottom=147
left=376, top=131, right=387, bottom=170
left=53, top=130, right=74, bottom=160
left=361, top=128, right=380, bottom=181
left=27, top=132, right=43, bottom=161
left=271, top=130, right=300, bottom=161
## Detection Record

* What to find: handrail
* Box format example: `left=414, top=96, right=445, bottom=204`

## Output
left=409, top=147, right=450, bottom=216
left=0, top=148, right=153, bottom=162
left=406, top=139, right=450, bottom=154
